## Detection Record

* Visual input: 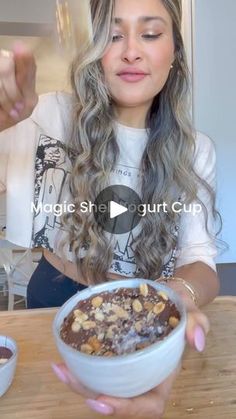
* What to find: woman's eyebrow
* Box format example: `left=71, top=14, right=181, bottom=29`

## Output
left=113, top=16, right=168, bottom=26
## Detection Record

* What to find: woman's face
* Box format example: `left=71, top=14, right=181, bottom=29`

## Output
left=101, top=0, right=175, bottom=111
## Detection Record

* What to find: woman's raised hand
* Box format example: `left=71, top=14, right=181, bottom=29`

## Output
left=0, top=42, right=38, bottom=132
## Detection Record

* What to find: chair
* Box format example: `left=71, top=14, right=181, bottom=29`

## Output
left=0, top=267, right=7, bottom=297
left=0, top=248, right=38, bottom=310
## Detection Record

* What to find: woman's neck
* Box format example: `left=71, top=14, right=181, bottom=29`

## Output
left=114, top=103, right=150, bottom=129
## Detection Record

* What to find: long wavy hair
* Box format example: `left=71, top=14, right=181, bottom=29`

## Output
left=62, top=0, right=220, bottom=284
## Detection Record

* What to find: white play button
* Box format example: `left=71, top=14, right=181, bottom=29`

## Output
left=109, top=200, right=128, bottom=219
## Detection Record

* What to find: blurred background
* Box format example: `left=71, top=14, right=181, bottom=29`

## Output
left=0, top=0, right=70, bottom=93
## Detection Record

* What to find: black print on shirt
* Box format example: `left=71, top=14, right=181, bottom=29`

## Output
left=32, top=135, right=72, bottom=250
left=111, top=231, right=136, bottom=276
left=31, top=137, right=179, bottom=277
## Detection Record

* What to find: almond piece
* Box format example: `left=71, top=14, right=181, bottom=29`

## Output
left=92, top=296, right=103, bottom=308
left=144, top=301, right=154, bottom=312
left=169, top=316, right=180, bottom=328
left=140, top=283, right=149, bottom=297
left=153, top=302, right=165, bottom=315
left=74, top=312, right=89, bottom=323
left=95, top=312, right=105, bottom=322
left=107, top=314, right=118, bottom=322
left=88, top=336, right=102, bottom=352
left=158, top=291, right=168, bottom=301
left=132, top=299, right=143, bottom=313
left=73, top=309, right=83, bottom=317
left=112, top=304, right=129, bottom=319
left=80, top=344, right=93, bottom=354
left=82, top=320, right=96, bottom=330
left=106, top=325, right=117, bottom=339
left=147, top=311, right=154, bottom=322
left=71, top=321, right=81, bottom=333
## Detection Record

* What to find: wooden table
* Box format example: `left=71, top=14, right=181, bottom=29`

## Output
left=0, top=297, right=236, bottom=418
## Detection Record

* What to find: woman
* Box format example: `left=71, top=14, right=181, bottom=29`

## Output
left=0, top=0, right=220, bottom=417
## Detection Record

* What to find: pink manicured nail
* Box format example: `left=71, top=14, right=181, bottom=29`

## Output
left=194, top=326, right=205, bottom=352
left=51, top=363, right=69, bottom=384
left=9, top=109, right=20, bottom=120
left=86, top=399, right=114, bottom=416
left=14, top=102, right=24, bottom=111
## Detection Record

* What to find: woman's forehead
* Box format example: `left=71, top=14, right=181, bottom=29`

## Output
left=113, top=0, right=172, bottom=23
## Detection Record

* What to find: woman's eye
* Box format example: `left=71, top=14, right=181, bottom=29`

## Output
left=142, top=34, right=162, bottom=40
left=112, top=34, right=123, bottom=42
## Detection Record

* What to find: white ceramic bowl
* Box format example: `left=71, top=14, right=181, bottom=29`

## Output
left=0, top=335, right=18, bottom=397
left=53, top=278, right=186, bottom=398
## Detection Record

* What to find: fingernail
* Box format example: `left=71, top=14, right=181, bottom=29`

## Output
left=86, top=399, right=114, bottom=416
left=51, top=363, right=69, bottom=384
left=194, top=326, right=205, bottom=352
left=9, top=109, right=20, bottom=120
left=14, top=102, right=24, bottom=111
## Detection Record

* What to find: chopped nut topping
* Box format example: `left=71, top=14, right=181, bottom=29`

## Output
left=132, top=299, right=143, bottom=313
left=82, top=320, right=96, bottom=330
left=106, top=325, right=117, bottom=339
left=88, top=336, right=102, bottom=352
left=107, top=314, right=118, bottom=322
left=140, top=283, right=149, bottom=297
left=169, top=316, right=180, bottom=328
left=158, top=291, right=168, bottom=301
left=73, top=309, right=83, bottom=317
left=95, top=312, right=105, bottom=322
left=60, top=284, right=181, bottom=356
left=80, top=344, right=93, bottom=354
left=74, top=311, right=88, bottom=323
left=112, top=304, right=129, bottom=319
left=144, top=301, right=154, bottom=312
left=92, top=296, right=103, bottom=308
left=71, top=321, right=81, bottom=333
left=153, top=302, right=165, bottom=315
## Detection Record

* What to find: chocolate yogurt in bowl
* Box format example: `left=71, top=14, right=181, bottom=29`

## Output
left=0, top=346, right=13, bottom=365
left=0, top=336, right=18, bottom=397
left=60, top=283, right=181, bottom=356
left=53, top=278, right=187, bottom=398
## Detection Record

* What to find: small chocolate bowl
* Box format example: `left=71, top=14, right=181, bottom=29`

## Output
left=0, top=336, right=18, bottom=397
left=53, top=279, right=187, bottom=398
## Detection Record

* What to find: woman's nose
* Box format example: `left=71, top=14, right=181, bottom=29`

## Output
left=121, top=36, right=142, bottom=63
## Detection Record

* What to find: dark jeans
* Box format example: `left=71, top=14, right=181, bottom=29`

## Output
left=27, top=255, right=87, bottom=308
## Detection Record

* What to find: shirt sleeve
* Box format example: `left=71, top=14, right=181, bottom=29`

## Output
left=175, top=131, right=218, bottom=272
left=0, top=126, right=14, bottom=194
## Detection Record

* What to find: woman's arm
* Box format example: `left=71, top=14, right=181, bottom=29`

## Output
left=173, top=261, right=220, bottom=307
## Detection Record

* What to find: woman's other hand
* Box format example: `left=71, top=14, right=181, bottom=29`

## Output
left=0, top=42, right=38, bottom=132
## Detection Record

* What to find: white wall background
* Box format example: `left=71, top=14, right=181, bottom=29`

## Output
left=192, top=0, right=236, bottom=263
left=0, top=0, right=54, bottom=23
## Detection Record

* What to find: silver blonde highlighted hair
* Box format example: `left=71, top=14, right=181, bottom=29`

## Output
left=62, top=0, right=221, bottom=284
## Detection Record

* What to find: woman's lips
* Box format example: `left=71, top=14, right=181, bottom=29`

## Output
left=118, top=73, right=148, bottom=83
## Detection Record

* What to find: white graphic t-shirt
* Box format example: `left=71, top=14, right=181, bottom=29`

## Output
left=0, top=92, right=218, bottom=277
